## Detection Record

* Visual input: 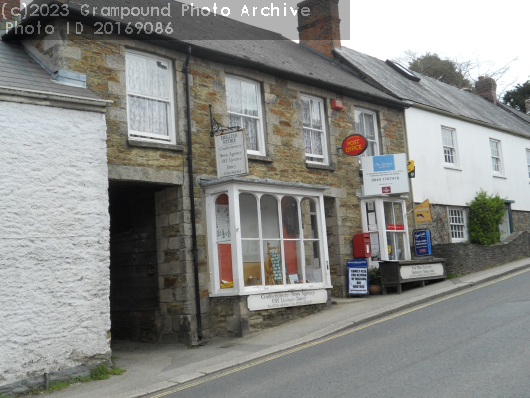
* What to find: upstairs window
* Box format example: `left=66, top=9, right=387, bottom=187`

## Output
left=226, top=76, right=265, bottom=156
left=126, top=51, right=175, bottom=143
left=442, top=127, right=458, bottom=165
left=302, top=95, right=328, bottom=164
left=355, top=109, right=379, bottom=156
left=490, top=139, right=503, bottom=174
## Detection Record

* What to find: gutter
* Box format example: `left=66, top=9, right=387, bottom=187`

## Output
left=412, top=102, right=530, bottom=139
left=183, top=46, right=203, bottom=343
left=0, top=86, right=110, bottom=108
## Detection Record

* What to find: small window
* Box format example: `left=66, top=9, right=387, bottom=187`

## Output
left=448, top=208, right=467, bottom=242
left=126, top=51, right=175, bottom=143
left=355, top=109, right=379, bottom=156
left=302, top=96, right=328, bottom=164
left=526, top=149, right=530, bottom=178
left=442, top=127, right=458, bottom=165
left=490, top=139, right=503, bottom=174
left=226, top=76, right=265, bottom=156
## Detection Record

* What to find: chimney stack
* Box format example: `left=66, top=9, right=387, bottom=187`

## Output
left=297, top=0, right=341, bottom=57
left=1, top=0, right=19, bottom=21
left=525, top=99, right=530, bottom=115
left=475, top=75, right=497, bottom=105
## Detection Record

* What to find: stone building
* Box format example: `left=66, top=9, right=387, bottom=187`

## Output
left=1, top=0, right=412, bottom=392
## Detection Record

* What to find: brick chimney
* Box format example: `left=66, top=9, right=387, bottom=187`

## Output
left=1, top=0, right=19, bottom=21
left=525, top=98, right=530, bottom=115
left=297, top=0, right=341, bottom=57
left=475, top=75, right=497, bottom=105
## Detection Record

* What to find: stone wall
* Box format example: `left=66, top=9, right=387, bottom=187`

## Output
left=28, top=21, right=407, bottom=342
left=0, top=101, right=110, bottom=392
left=411, top=203, right=452, bottom=245
left=512, top=210, right=530, bottom=233
left=432, top=232, right=530, bottom=276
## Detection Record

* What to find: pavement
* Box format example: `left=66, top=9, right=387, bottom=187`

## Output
left=49, top=257, right=530, bottom=398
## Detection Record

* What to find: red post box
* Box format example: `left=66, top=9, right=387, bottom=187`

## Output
left=353, top=233, right=371, bottom=258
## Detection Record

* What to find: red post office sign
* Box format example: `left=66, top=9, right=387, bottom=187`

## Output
left=341, top=134, right=367, bottom=156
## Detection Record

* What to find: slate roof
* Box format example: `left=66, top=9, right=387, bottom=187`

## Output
left=0, top=36, right=102, bottom=100
left=2, top=0, right=405, bottom=108
left=335, top=47, right=530, bottom=137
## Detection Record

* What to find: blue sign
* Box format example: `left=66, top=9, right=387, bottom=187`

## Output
left=373, top=155, right=395, bottom=172
left=414, top=229, right=432, bottom=256
left=346, top=259, right=368, bottom=295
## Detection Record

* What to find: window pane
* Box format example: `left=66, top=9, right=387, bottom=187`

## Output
left=356, top=113, right=364, bottom=134
left=311, top=99, right=322, bottom=129
left=302, top=98, right=311, bottom=127
left=492, top=157, right=500, bottom=172
left=490, top=140, right=499, bottom=157
left=304, top=241, right=322, bottom=283
left=228, top=114, right=241, bottom=129
left=126, top=54, right=147, bottom=94
left=260, top=195, right=280, bottom=239
left=282, top=196, right=300, bottom=239
left=264, top=241, right=283, bottom=285
left=239, top=193, right=259, bottom=239
left=226, top=78, right=242, bottom=114
left=387, top=233, right=405, bottom=260
left=147, top=58, right=169, bottom=99
left=384, top=201, right=394, bottom=227
left=393, top=202, right=404, bottom=226
left=147, top=99, right=169, bottom=136
left=216, top=194, right=233, bottom=288
left=128, top=95, right=147, bottom=132
left=311, top=131, right=323, bottom=156
left=241, top=81, right=259, bottom=117
left=284, top=240, right=303, bottom=284
left=242, top=240, right=262, bottom=287
left=304, top=129, right=312, bottom=155
left=442, top=129, right=454, bottom=147
left=243, top=116, right=258, bottom=151
left=363, top=113, right=375, bottom=140
left=301, top=198, right=318, bottom=240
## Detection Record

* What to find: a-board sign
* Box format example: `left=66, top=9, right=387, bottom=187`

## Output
left=347, top=259, right=368, bottom=295
left=215, top=129, right=249, bottom=178
left=361, top=154, right=409, bottom=196
left=247, top=290, right=328, bottom=311
left=413, top=229, right=432, bottom=256
left=342, top=134, right=368, bottom=156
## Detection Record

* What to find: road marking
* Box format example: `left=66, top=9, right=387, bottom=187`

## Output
left=147, top=268, right=530, bottom=398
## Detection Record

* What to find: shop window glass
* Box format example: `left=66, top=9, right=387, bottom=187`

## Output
left=384, top=201, right=406, bottom=261
left=215, top=194, right=233, bottom=288
left=302, top=198, right=322, bottom=283
left=240, top=193, right=262, bottom=286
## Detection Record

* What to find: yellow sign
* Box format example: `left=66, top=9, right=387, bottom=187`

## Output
left=407, top=160, right=415, bottom=178
left=414, top=199, right=432, bottom=223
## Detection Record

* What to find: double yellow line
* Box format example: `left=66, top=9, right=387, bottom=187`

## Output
left=149, top=267, right=530, bottom=398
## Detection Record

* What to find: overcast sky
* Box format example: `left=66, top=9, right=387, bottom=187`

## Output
left=183, top=0, right=527, bottom=96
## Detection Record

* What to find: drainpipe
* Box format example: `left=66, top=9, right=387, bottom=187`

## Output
left=183, top=46, right=203, bottom=342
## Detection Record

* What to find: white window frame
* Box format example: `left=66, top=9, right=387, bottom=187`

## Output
left=447, top=207, right=468, bottom=242
left=125, top=50, right=176, bottom=144
left=301, top=94, right=329, bottom=165
left=526, top=149, right=530, bottom=180
left=360, top=198, right=411, bottom=266
left=205, top=181, right=331, bottom=296
left=441, top=127, right=459, bottom=167
left=355, top=108, right=380, bottom=157
left=489, top=138, right=504, bottom=175
left=225, top=76, right=266, bottom=157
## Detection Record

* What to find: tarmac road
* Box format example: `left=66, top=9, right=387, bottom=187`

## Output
left=147, top=269, right=530, bottom=398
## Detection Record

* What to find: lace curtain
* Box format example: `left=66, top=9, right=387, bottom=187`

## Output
left=226, top=78, right=260, bottom=151
left=302, top=97, right=324, bottom=163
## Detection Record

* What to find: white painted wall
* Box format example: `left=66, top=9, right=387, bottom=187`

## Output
left=0, top=101, right=110, bottom=386
left=406, top=107, right=530, bottom=211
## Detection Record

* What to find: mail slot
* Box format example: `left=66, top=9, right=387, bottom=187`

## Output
left=353, top=232, right=371, bottom=258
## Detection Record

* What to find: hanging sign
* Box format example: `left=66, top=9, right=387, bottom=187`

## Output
left=362, top=154, right=409, bottom=196
left=215, top=129, right=249, bottom=178
left=414, top=200, right=432, bottom=223
left=342, top=134, right=368, bottom=156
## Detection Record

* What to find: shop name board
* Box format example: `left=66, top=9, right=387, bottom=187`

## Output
left=215, top=129, right=249, bottom=178
left=400, top=263, right=444, bottom=280
left=361, top=153, right=409, bottom=196
left=341, top=134, right=368, bottom=156
left=247, top=289, right=328, bottom=311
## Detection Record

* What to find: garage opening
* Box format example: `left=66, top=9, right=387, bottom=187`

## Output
left=108, top=182, right=165, bottom=343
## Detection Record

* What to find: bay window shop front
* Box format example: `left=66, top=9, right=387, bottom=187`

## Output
left=203, top=179, right=331, bottom=297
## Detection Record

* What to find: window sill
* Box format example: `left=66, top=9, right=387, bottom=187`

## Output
left=209, top=283, right=332, bottom=297
left=127, top=138, right=184, bottom=152
left=248, top=154, right=274, bottom=163
left=493, top=174, right=507, bottom=179
left=306, top=162, right=336, bottom=171
left=444, top=165, right=462, bottom=171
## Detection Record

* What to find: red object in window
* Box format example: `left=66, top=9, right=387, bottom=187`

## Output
left=387, top=224, right=396, bottom=230
left=382, top=187, right=391, bottom=194
left=353, top=232, right=371, bottom=258
left=331, top=99, right=343, bottom=111
left=395, top=224, right=405, bottom=231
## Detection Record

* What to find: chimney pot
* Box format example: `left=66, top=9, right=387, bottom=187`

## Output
left=297, top=0, right=341, bottom=57
left=475, top=76, right=497, bottom=105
